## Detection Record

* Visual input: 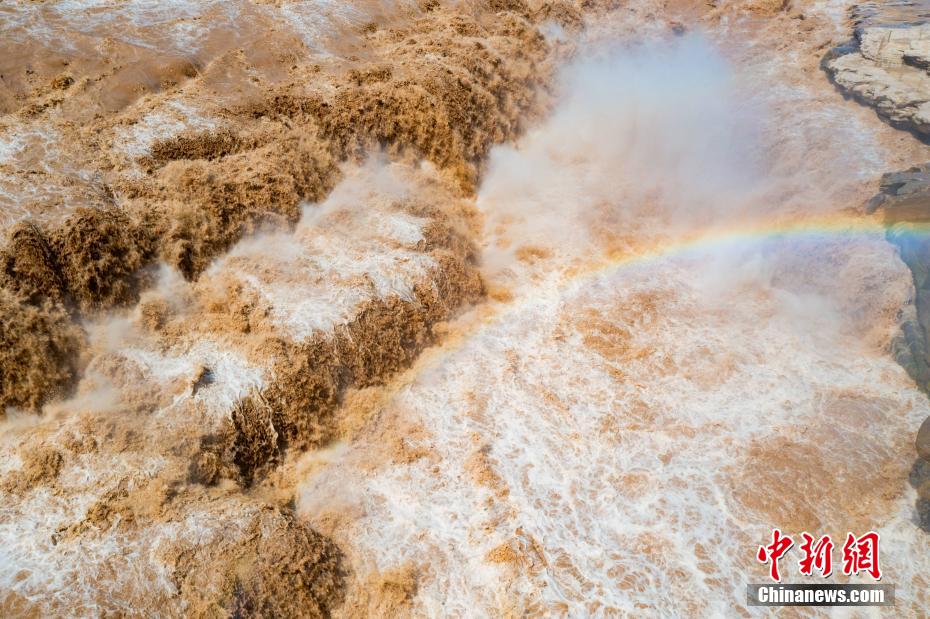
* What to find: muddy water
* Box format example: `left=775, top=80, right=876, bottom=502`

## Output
left=3, top=0, right=930, bottom=616
left=0, top=0, right=414, bottom=230
left=0, top=0, right=553, bottom=614
left=298, top=12, right=930, bottom=619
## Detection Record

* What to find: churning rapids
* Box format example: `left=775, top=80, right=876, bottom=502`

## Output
left=302, top=25, right=930, bottom=617
left=3, top=0, right=930, bottom=616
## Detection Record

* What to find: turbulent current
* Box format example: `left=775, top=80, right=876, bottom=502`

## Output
left=301, top=24, right=930, bottom=616
left=2, top=0, right=930, bottom=617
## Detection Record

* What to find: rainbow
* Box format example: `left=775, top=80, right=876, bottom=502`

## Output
left=404, top=210, right=927, bottom=373
left=557, top=210, right=930, bottom=288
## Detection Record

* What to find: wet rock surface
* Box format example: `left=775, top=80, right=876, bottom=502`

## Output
left=867, top=164, right=930, bottom=390
left=830, top=2, right=930, bottom=536
left=824, top=22, right=930, bottom=137
left=851, top=1, right=930, bottom=29
left=5, top=0, right=930, bottom=614
left=878, top=191, right=930, bottom=533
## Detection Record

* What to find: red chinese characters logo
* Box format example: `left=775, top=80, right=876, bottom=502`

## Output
left=756, top=528, right=794, bottom=582
left=842, top=531, right=881, bottom=580
left=756, top=530, right=882, bottom=582
left=798, top=533, right=833, bottom=577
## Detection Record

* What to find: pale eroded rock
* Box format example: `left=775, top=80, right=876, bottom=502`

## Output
left=825, top=23, right=930, bottom=135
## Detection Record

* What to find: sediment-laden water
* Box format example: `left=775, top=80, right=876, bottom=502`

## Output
left=2, top=0, right=930, bottom=616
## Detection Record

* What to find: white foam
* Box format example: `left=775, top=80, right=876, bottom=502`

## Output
left=16, top=0, right=237, bottom=53
left=118, top=341, right=264, bottom=418
left=0, top=121, right=83, bottom=231
left=208, top=158, right=436, bottom=341
left=114, top=100, right=220, bottom=161
left=0, top=448, right=172, bottom=612
left=0, top=130, right=27, bottom=164
left=0, top=464, right=265, bottom=616
left=299, top=34, right=930, bottom=615
left=271, top=0, right=417, bottom=51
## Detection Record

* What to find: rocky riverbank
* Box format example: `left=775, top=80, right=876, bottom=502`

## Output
left=866, top=165, right=930, bottom=390
left=6, top=0, right=930, bottom=614
left=824, top=21, right=930, bottom=137
left=824, top=3, right=930, bottom=530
